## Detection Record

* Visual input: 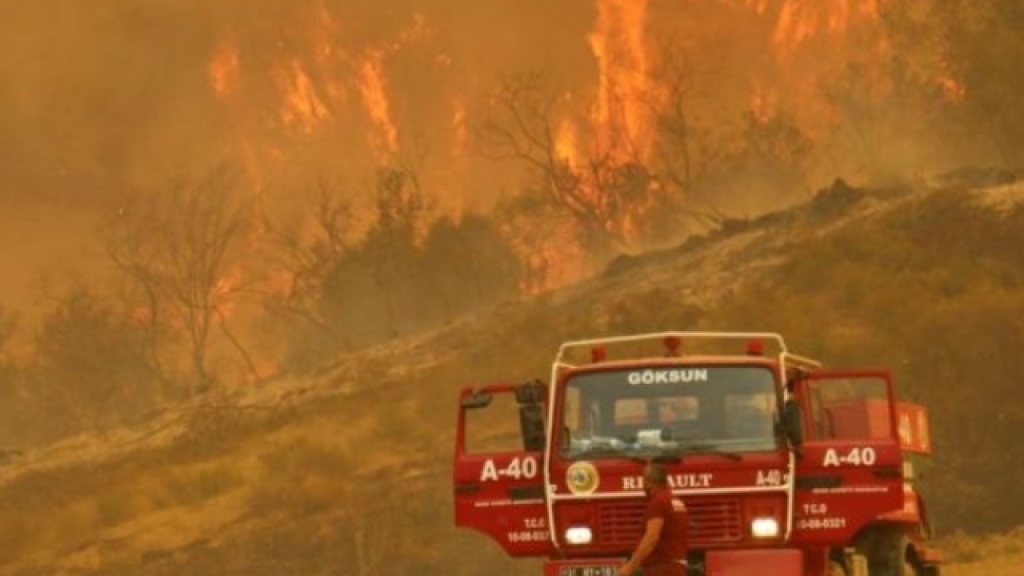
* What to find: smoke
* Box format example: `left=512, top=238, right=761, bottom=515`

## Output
left=0, top=0, right=589, bottom=310
left=0, top=0, right=1017, bottom=315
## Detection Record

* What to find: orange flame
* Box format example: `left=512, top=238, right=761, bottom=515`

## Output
left=504, top=216, right=589, bottom=295
left=274, top=59, right=331, bottom=134
left=309, top=3, right=349, bottom=107
left=937, top=60, right=966, bottom=101
left=750, top=84, right=780, bottom=124
left=196, top=0, right=976, bottom=296
left=744, top=0, right=770, bottom=14
left=772, top=0, right=880, bottom=54
left=939, top=76, right=966, bottom=102
left=555, top=115, right=582, bottom=168
left=357, top=50, right=399, bottom=157
left=208, top=40, right=240, bottom=98
left=211, top=266, right=246, bottom=319
left=452, top=96, right=468, bottom=156
left=588, top=0, right=657, bottom=162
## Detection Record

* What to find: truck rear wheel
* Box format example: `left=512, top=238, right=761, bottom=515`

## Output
left=897, top=536, right=918, bottom=576
left=882, top=535, right=917, bottom=576
left=858, top=532, right=917, bottom=576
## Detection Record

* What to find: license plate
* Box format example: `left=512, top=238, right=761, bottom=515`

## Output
left=559, top=566, right=617, bottom=576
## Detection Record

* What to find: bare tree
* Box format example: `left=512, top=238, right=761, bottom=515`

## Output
left=105, top=199, right=173, bottom=389
left=263, top=166, right=432, bottom=364
left=479, top=75, right=611, bottom=252
left=647, top=46, right=726, bottom=231
left=360, top=165, right=429, bottom=333
left=105, top=165, right=256, bottom=395
left=479, top=73, right=681, bottom=260
left=264, top=179, right=354, bottom=341
left=260, top=179, right=367, bottom=370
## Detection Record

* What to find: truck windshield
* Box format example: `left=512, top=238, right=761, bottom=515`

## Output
left=560, top=365, right=779, bottom=460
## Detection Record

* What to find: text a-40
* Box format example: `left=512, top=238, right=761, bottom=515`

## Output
left=480, top=456, right=539, bottom=481
left=822, top=447, right=877, bottom=467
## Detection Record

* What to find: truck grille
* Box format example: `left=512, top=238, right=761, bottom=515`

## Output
left=594, top=497, right=742, bottom=547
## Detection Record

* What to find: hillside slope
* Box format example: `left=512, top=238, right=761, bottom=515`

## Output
left=0, top=179, right=1022, bottom=575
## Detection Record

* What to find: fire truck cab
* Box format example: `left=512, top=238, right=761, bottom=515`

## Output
left=453, top=331, right=942, bottom=576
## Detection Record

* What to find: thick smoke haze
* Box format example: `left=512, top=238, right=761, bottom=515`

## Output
left=0, top=0, right=1017, bottom=316
left=1, top=4, right=1024, bottom=564
left=0, top=0, right=597, bottom=312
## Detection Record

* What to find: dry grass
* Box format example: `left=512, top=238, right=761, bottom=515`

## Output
left=0, top=186, right=1020, bottom=575
left=940, top=527, right=1024, bottom=575
left=945, top=554, right=1024, bottom=576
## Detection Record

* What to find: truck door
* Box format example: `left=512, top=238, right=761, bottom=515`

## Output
left=453, top=382, right=556, bottom=557
left=791, top=370, right=904, bottom=544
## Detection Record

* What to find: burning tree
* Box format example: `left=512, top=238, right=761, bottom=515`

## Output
left=479, top=75, right=658, bottom=262
left=478, top=61, right=727, bottom=287
left=105, top=165, right=257, bottom=395
left=263, top=178, right=355, bottom=365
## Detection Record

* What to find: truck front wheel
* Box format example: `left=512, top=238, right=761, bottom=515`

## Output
left=892, top=535, right=918, bottom=576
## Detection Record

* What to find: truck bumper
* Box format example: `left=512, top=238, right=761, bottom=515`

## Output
left=543, top=549, right=802, bottom=576
left=705, top=549, right=803, bottom=576
left=543, top=558, right=621, bottom=576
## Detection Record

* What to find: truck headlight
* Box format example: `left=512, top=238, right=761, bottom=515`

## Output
left=565, top=526, right=593, bottom=545
left=751, top=517, right=780, bottom=538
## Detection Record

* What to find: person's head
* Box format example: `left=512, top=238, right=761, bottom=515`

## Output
left=643, top=461, right=668, bottom=495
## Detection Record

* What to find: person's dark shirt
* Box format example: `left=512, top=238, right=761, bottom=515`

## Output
left=642, top=485, right=688, bottom=567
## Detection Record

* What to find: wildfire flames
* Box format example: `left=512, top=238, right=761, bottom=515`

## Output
left=588, top=0, right=657, bottom=162
left=356, top=50, right=399, bottom=157
left=208, top=40, right=240, bottom=98
left=202, top=0, right=967, bottom=292
left=2, top=0, right=1014, bottom=438
left=276, top=59, right=331, bottom=134
left=203, top=0, right=952, bottom=176
left=771, top=0, right=880, bottom=54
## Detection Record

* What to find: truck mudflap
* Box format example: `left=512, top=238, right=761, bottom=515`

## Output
left=543, top=558, right=621, bottom=576
left=704, top=549, right=803, bottom=576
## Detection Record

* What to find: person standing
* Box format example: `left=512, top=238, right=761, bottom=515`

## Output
left=619, top=462, right=689, bottom=576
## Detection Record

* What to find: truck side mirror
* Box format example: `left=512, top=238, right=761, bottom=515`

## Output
left=782, top=399, right=804, bottom=448
left=519, top=403, right=546, bottom=452
left=461, top=390, right=493, bottom=409
left=515, top=380, right=546, bottom=404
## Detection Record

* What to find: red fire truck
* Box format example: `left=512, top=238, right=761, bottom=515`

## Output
left=453, top=332, right=942, bottom=576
